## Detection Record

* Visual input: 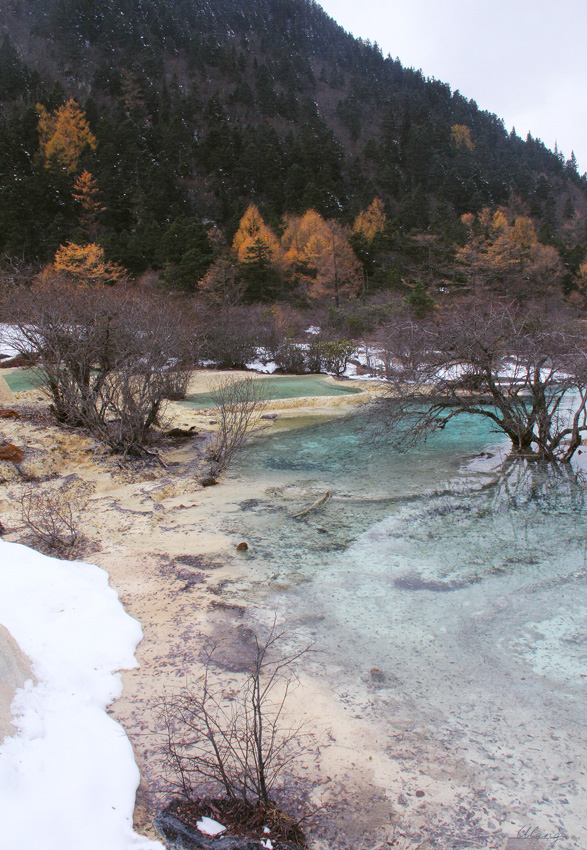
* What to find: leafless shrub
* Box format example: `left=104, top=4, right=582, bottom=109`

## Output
left=158, top=626, right=311, bottom=808
left=207, top=376, right=266, bottom=478
left=195, top=303, right=305, bottom=370
left=0, top=254, right=38, bottom=308
left=20, top=477, right=94, bottom=555
left=198, top=307, right=260, bottom=369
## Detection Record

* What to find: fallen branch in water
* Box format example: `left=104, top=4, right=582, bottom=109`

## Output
left=293, top=490, right=331, bottom=519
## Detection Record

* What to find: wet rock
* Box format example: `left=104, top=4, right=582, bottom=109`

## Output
left=236, top=541, right=248, bottom=552
left=369, top=667, right=386, bottom=683
left=155, top=810, right=271, bottom=850
left=393, top=571, right=479, bottom=593
left=174, top=554, right=223, bottom=571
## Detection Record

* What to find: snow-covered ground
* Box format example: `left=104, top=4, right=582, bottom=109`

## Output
left=0, top=541, right=163, bottom=850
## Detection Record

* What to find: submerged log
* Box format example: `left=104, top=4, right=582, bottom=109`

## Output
left=293, top=489, right=331, bottom=519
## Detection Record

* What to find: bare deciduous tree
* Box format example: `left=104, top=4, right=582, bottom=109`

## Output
left=376, top=299, right=587, bottom=463
left=207, top=376, right=266, bottom=478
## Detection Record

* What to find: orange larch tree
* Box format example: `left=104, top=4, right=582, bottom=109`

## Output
left=52, top=242, right=126, bottom=286
left=232, top=204, right=280, bottom=262
left=451, top=124, right=475, bottom=152
left=456, top=208, right=563, bottom=297
left=352, top=197, right=386, bottom=242
left=281, top=209, right=361, bottom=305
left=36, top=99, right=97, bottom=174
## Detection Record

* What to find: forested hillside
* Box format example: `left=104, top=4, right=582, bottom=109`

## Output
left=1, top=0, right=586, bottom=306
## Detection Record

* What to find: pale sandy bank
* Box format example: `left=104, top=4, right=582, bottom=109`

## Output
left=0, top=370, right=398, bottom=849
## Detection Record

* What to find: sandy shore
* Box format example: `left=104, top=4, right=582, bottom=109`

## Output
left=0, top=370, right=398, bottom=849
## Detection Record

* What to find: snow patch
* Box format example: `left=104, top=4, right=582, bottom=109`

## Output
left=196, top=817, right=227, bottom=836
left=0, top=541, right=163, bottom=850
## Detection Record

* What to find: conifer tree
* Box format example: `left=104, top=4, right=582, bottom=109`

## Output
left=72, top=170, right=105, bottom=239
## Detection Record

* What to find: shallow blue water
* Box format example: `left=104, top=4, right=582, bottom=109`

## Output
left=221, top=412, right=587, bottom=848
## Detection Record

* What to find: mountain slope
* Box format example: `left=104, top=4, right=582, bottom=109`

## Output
left=0, top=0, right=585, bottom=295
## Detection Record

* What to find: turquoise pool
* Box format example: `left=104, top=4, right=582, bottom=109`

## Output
left=181, top=374, right=364, bottom=409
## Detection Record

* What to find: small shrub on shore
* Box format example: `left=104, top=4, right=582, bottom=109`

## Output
left=158, top=626, right=312, bottom=840
left=206, top=375, right=266, bottom=478
left=20, top=477, right=94, bottom=556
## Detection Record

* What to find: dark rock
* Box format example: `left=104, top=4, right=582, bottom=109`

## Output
left=168, top=427, right=199, bottom=438
left=0, top=409, right=20, bottom=419
left=236, top=541, right=248, bottom=552
left=154, top=801, right=301, bottom=850
left=154, top=811, right=265, bottom=850
left=201, top=477, right=218, bottom=487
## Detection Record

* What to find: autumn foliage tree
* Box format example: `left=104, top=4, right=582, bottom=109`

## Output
left=233, top=204, right=280, bottom=262
left=352, top=197, right=386, bottom=242
left=36, top=99, right=97, bottom=174
left=451, top=124, right=475, bottom=152
left=281, top=209, right=361, bottom=305
left=457, top=207, right=563, bottom=298
left=232, top=204, right=283, bottom=301
left=52, top=242, right=126, bottom=286
left=350, top=197, right=387, bottom=281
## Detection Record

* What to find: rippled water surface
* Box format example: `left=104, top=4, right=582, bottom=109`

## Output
left=221, top=413, right=587, bottom=848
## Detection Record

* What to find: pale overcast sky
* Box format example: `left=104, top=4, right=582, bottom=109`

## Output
left=317, top=0, right=587, bottom=174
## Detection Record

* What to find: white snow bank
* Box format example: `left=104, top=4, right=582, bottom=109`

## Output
left=0, top=324, right=27, bottom=359
left=246, top=357, right=279, bottom=374
left=0, top=541, right=163, bottom=850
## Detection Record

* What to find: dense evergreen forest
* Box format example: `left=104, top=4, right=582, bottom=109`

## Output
left=1, top=0, right=587, bottom=307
